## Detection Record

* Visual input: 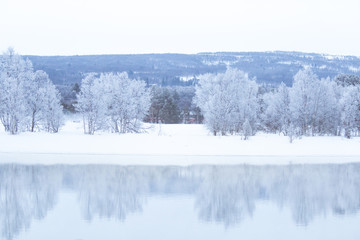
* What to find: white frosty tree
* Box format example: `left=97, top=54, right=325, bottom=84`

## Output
left=76, top=73, right=106, bottom=134
left=40, top=78, right=64, bottom=133
left=289, top=68, right=318, bottom=135
left=0, top=76, right=27, bottom=134
left=0, top=48, right=30, bottom=133
left=27, top=70, right=48, bottom=132
left=242, top=119, right=252, bottom=140
left=340, top=86, right=360, bottom=138
left=76, top=72, right=150, bottom=134
left=102, top=72, right=150, bottom=133
left=289, top=69, right=340, bottom=136
left=195, top=68, right=259, bottom=136
left=263, top=82, right=291, bottom=135
left=0, top=48, right=63, bottom=134
left=261, top=68, right=358, bottom=138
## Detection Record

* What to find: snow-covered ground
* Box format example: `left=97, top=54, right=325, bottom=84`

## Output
left=0, top=117, right=359, bottom=165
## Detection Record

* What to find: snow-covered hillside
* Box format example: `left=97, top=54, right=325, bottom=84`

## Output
left=26, top=51, right=360, bottom=86
left=0, top=118, right=359, bottom=165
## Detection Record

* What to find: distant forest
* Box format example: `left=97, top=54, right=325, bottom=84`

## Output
left=26, top=51, right=360, bottom=87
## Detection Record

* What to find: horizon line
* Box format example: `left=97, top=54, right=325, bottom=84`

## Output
left=19, top=50, right=360, bottom=58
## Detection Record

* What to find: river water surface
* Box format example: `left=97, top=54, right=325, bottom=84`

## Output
left=1, top=162, right=360, bottom=240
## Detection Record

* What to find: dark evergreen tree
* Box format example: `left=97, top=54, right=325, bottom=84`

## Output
left=148, top=86, right=164, bottom=123
left=335, top=74, right=360, bottom=87
left=160, top=89, right=180, bottom=123
left=147, top=86, right=181, bottom=124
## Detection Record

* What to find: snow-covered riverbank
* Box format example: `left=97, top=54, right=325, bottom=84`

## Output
left=1, top=119, right=359, bottom=165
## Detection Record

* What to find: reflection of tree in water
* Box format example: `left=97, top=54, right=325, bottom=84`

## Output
left=1, top=163, right=360, bottom=239
left=69, top=165, right=199, bottom=221
left=286, top=164, right=360, bottom=225
left=0, top=164, right=61, bottom=240
left=195, top=164, right=360, bottom=226
left=195, top=166, right=259, bottom=226
left=73, top=166, right=150, bottom=221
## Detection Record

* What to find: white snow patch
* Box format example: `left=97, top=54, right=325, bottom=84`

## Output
left=322, top=54, right=345, bottom=60
left=348, top=66, right=360, bottom=73
left=0, top=118, right=359, bottom=165
left=278, top=61, right=292, bottom=65
left=179, top=75, right=198, bottom=82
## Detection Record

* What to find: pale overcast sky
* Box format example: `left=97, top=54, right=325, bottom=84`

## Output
left=1, top=0, right=360, bottom=56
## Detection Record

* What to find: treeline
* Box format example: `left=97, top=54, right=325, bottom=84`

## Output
left=1, top=49, right=360, bottom=139
left=56, top=67, right=360, bottom=139
left=76, top=78, right=203, bottom=134
left=195, top=68, right=360, bottom=139
left=61, top=84, right=203, bottom=125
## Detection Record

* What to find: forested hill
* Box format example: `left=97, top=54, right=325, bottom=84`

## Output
left=25, top=51, right=360, bottom=86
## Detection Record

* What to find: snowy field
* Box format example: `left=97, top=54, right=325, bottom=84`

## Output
left=0, top=117, right=360, bottom=165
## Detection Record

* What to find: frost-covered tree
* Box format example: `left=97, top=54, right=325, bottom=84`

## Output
left=311, top=78, right=340, bottom=135
left=289, top=69, right=318, bottom=135
left=102, top=72, right=150, bottom=133
left=195, top=68, right=259, bottom=135
left=263, top=82, right=291, bottom=134
left=26, top=70, right=47, bottom=132
left=0, top=48, right=33, bottom=134
left=0, top=48, right=63, bottom=134
left=76, top=73, right=106, bottom=134
left=76, top=72, right=150, bottom=134
left=340, top=86, right=360, bottom=138
left=24, top=70, right=64, bottom=132
left=289, top=69, right=340, bottom=136
left=40, top=80, right=64, bottom=133
left=242, top=119, right=252, bottom=140
left=0, top=76, right=27, bottom=134
left=335, top=75, right=360, bottom=138
left=261, top=68, right=359, bottom=138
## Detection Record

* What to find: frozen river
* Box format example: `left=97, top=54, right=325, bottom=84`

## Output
left=1, top=162, right=360, bottom=240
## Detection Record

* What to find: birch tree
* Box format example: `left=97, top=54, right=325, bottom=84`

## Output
left=195, top=68, right=259, bottom=136
left=76, top=72, right=150, bottom=134
left=102, top=72, right=150, bottom=133
left=289, top=69, right=340, bottom=136
left=340, top=86, right=360, bottom=138
left=263, top=82, right=291, bottom=134
left=0, top=49, right=64, bottom=134
left=0, top=48, right=33, bottom=134
left=76, top=73, right=106, bottom=134
left=40, top=79, right=64, bottom=133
